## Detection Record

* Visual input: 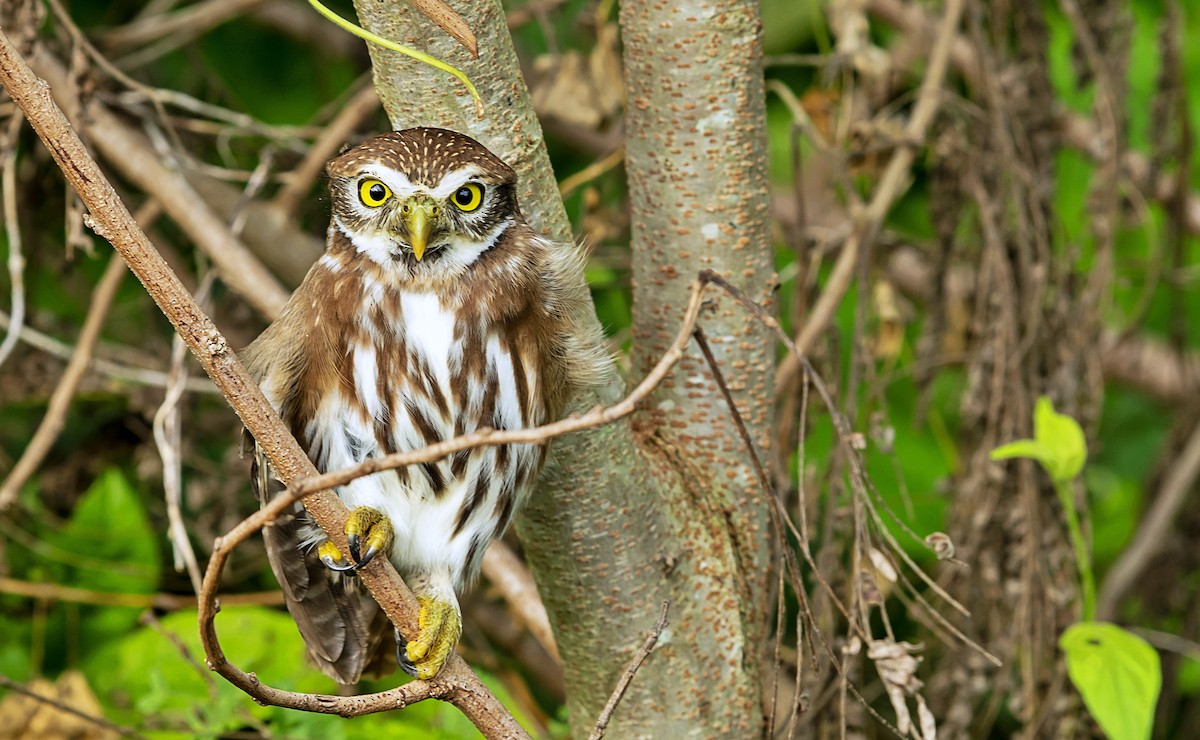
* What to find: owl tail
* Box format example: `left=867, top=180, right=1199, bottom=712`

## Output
left=248, top=432, right=393, bottom=684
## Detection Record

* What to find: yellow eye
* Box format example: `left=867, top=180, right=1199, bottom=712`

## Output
left=359, top=179, right=391, bottom=207
left=451, top=183, right=484, bottom=212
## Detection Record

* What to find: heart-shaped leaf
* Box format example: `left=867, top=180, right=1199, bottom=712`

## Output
left=1060, top=622, right=1161, bottom=740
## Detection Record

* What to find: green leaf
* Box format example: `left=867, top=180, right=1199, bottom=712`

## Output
left=989, top=397, right=1087, bottom=484
left=59, top=468, right=160, bottom=594
left=1060, top=622, right=1161, bottom=740
left=85, top=608, right=505, bottom=737
left=990, top=439, right=1048, bottom=463
left=1032, top=396, right=1087, bottom=483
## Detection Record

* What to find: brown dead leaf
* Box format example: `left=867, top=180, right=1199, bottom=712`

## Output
left=406, top=0, right=478, bottom=57
left=0, top=671, right=118, bottom=740
left=531, top=24, right=623, bottom=130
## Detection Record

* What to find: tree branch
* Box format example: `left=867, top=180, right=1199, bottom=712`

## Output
left=588, top=601, right=670, bottom=740
left=782, top=0, right=963, bottom=370
left=27, top=47, right=292, bottom=318
left=1097, top=415, right=1200, bottom=619
left=0, top=253, right=127, bottom=510
left=0, top=28, right=525, bottom=738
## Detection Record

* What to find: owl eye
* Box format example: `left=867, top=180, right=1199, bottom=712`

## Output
left=452, top=183, right=484, bottom=212
left=359, top=179, right=391, bottom=207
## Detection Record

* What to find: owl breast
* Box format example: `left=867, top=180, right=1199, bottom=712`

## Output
left=302, top=281, right=545, bottom=586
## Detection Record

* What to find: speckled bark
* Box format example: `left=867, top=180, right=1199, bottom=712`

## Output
left=620, top=0, right=775, bottom=734
left=352, top=1, right=774, bottom=736
left=353, top=0, right=570, bottom=241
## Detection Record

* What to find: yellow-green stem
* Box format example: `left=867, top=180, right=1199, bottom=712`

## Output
left=306, top=0, right=481, bottom=110
left=1055, top=480, right=1095, bottom=621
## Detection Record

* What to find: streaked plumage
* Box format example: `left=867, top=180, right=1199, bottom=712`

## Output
left=242, top=128, right=604, bottom=682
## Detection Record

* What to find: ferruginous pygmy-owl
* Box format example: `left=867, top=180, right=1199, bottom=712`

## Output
left=242, top=128, right=605, bottom=682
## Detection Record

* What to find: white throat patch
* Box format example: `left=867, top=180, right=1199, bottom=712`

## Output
left=335, top=216, right=513, bottom=274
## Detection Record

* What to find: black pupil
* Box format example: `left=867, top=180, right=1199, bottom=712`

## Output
left=369, top=183, right=386, bottom=201
left=456, top=187, right=475, bottom=205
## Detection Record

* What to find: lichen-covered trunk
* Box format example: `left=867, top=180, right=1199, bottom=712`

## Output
left=352, top=0, right=774, bottom=735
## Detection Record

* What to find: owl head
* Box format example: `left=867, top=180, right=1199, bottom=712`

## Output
left=325, top=128, right=520, bottom=276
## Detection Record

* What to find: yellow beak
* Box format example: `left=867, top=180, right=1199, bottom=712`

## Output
left=402, top=197, right=438, bottom=261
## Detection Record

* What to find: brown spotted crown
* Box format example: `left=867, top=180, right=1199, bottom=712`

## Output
left=326, top=128, right=516, bottom=188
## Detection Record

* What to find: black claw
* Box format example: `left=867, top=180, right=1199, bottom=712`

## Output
left=353, top=545, right=381, bottom=570
left=395, top=627, right=418, bottom=677
left=347, top=532, right=362, bottom=563
left=320, top=553, right=358, bottom=572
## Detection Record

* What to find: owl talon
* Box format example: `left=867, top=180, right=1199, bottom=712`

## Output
left=344, top=506, right=394, bottom=568
left=318, top=541, right=356, bottom=572
left=396, top=628, right=419, bottom=677
left=354, top=543, right=382, bottom=570
left=396, top=595, right=462, bottom=679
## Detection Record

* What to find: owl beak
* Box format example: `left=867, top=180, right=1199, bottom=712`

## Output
left=402, top=196, right=438, bottom=261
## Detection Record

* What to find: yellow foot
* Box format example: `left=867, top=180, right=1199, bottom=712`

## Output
left=398, top=596, right=462, bottom=680
left=317, top=506, right=394, bottom=572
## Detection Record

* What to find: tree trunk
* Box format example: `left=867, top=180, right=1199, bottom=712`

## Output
left=352, top=0, right=775, bottom=735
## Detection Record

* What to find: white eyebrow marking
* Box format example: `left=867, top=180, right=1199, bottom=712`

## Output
left=430, top=166, right=490, bottom=199
left=356, top=163, right=416, bottom=199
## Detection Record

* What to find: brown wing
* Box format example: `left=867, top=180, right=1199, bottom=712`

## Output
left=248, top=431, right=392, bottom=684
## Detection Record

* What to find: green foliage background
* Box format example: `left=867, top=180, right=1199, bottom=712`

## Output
left=0, top=0, right=1197, bottom=737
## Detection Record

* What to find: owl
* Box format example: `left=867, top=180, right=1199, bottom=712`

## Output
left=242, top=128, right=604, bottom=682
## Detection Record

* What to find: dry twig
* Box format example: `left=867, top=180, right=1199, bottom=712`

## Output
left=780, top=0, right=963, bottom=373
left=154, top=275, right=215, bottom=595
left=0, top=575, right=281, bottom=610
left=271, top=82, right=381, bottom=218
left=0, top=254, right=127, bottom=510
left=0, top=29, right=526, bottom=738
left=481, top=541, right=560, bottom=662
left=1097, top=416, right=1200, bottom=618
left=0, top=113, right=26, bottom=369
left=870, top=0, right=1200, bottom=236
left=0, top=308, right=219, bottom=394
left=27, top=48, right=292, bottom=319
left=588, top=601, right=670, bottom=740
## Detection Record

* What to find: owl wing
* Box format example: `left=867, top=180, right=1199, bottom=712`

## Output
left=247, top=431, right=392, bottom=684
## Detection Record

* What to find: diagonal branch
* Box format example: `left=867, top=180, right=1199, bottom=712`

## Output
left=0, top=253, right=127, bottom=510
left=780, top=0, right=963, bottom=374
left=0, top=28, right=524, bottom=738
left=27, top=48, right=292, bottom=319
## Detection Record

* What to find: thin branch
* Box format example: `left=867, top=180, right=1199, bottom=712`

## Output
left=140, top=611, right=220, bottom=700
left=588, top=601, right=670, bottom=740
left=1097, top=414, right=1200, bottom=619
left=155, top=274, right=215, bottom=596
left=102, top=0, right=268, bottom=48
left=271, top=82, right=380, bottom=218
left=0, top=112, right=26, bottom=369
left=27, top=47, right=291, bottom=319
left=0, top=253, right=127, bottom=510
left=871, top=0, right=1200, bottom=236
left=0, top=308, right=219, bottom=394
left=481, top=542, right=560, bottom=662
left=780, top=0, right=963, bottom=378
left=0, top=30, right=525, bottom=737
left=558, top=146, right=624, bottom=199
left=0, top=575, right=282, bottom=609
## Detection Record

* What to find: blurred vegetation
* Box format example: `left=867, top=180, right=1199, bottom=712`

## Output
left=0, top=0, right=1197, bottom=737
